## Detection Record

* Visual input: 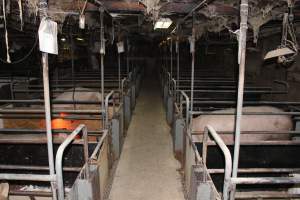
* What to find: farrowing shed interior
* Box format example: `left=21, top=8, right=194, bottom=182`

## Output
left=1, top=0, right=300, bottom=200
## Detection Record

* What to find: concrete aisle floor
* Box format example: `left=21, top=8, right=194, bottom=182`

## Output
left=108, top=74, right=185, bottom=200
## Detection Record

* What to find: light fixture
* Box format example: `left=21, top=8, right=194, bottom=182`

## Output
left=76, top=37, right=84, bottom=41
left=61, top=37, right=66, bottom=42
left=264, top=47, right=295, bottom=60
left=154, top=18, right=172, bottom=30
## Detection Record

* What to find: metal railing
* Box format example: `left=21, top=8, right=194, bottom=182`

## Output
left=0, top=124, right=90, bottom=200
left=202, top=125, right=232, bottom=200
left=104, top=90, right=115, bottom=129
left=179, top=90, right=190, bottom=125
left=192, top=125, right=300, bottom=200
left=121, top=77, right=129, bottom=98
left=55, top=124, right=89, bottom=200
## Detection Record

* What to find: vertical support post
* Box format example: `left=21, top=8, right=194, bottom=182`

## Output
left=176, top=33, right=180, bottom=102
left=231, top=1, right=248, bottom=199
left=42, top=53, right=57, bottom=200
left=10, top=76, right=14, bottom=100
left=70, top=33, right=76, bottom=109
left=118, top=26, right=121, bottom=92
left=82, top=125, right=89, bottom=179
left=190, top=13, right=195, bottom=116
left=55, top=64, right=58, bottom=92
left=100, top=8, right=105, bottom=128
left=127, top=37, right=130, bottom=74
left=164, top=44, right=167, bottom=73
left=118, top=52, right=121, bottom=91
left=170, top=38, right=173, bottom=80
left=39, top=0, right=57, bottom=199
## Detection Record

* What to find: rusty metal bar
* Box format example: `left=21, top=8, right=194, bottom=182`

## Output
left=171, top=0, right=208, bottom=33
left=190, top=111, right=300, bottom=116
left=235, top=191, right=300, bottom=199
left=105, top=90, right=114, bottom=128
left=190, top=15, right=195, bottom=114
left=0, top=164, right=81, bottom=172
left=231, top=1, right=249, bottom=199
left=176, top=89, right=286, bottom=94
left=90, top=129, right=108, bottom=160
left=0, top=109, right=105, bottom=115
left=203, top=125, right=232, bottom=200
left=55, top=124, right=89, bottom=200
left=170, top=38, right=173, bottom=80
left=171, top=78, right=176, bottom=98
left=0, top=174, right=56, bottom=182
left=208, top=168, right=300, bottom=174
left=100, top=8, right=105, bottom=129
left=231, top=177, right=300, bottom=185
left=118, top=52, right=121, bottom=91
left=38, top=0, right=57, bottom=193
left=180, top=91, right=190, bottom=125
left=186, top=130, right=202, bottom=163
left=176, top=35, right=180, bottom=102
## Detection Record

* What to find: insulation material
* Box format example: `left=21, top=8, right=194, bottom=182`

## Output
left=18, top=0, right=23, bottom=31
left=194, top=24, right=206, bottom=40
left=47, top=0, right=77, bottom=23
left=247, top=1, right=287, bottom=43
left=190, top=0, right=287, bottom=42
left=48, top=9, right=67, bottom=23
left=2, top=0, right=11, bottom=63
left=248, top=7, right=273, bottom=43
left=140, top=0, right=160, bottom=20
left=140, top=0, right=160, bottom=13
left=24, top=0, right=38, bottom=18
left=193, top=16, right=237, bottom=40
left=206, top=17, right=232, bottom=33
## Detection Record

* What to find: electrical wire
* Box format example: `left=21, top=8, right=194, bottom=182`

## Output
left=278, top=11, right=299, bottom=66
left=80, top=0, right=88, bottom=15
left=2, top=0, right=11, bottom=63
left=0, top=34, right=38, bottom=64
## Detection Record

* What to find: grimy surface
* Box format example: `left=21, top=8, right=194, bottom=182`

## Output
left=108, top=74, right=185, bottom=200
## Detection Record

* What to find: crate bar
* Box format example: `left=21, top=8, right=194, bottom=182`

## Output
left=231, top=1, right=249, bottom=199
left=38, top=0, right=57, bottom=197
